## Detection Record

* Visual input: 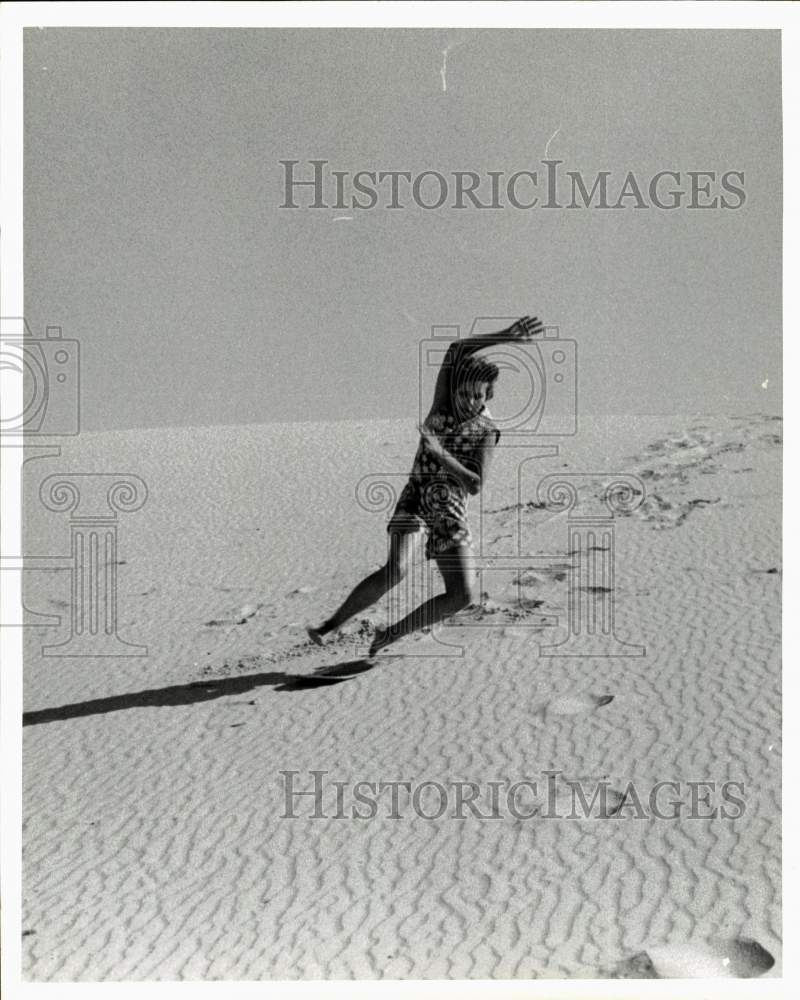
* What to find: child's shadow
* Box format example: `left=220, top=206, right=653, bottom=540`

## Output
left=270, top=659, right=379, bottom=691
left=23, top=660, right=380, bottom=724
left=306, top=659, right=379, bottom=683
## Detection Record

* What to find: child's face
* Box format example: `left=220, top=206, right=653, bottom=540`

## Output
left=455, top=380, right=490, bottom=418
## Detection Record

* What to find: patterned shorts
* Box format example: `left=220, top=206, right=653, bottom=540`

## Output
left=387, top=476, right=472, bottom=561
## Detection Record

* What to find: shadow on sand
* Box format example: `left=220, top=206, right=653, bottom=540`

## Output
left=22, top=659, right=378, bottom=726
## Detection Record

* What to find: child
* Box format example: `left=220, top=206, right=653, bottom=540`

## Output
left=307, top=315, right=544, bottom=658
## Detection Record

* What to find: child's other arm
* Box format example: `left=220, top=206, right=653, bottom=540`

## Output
left=418, top=424, right=497, bottom=496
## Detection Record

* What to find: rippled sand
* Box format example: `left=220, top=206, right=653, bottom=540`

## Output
left=22, top=413, right=781, bottom=979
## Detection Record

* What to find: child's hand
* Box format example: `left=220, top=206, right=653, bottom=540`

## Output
left=418, top=423, right=444, bottom=457
left=509, top=315, right=544, bottom=341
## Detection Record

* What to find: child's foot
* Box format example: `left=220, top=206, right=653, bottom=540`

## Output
left=306, top=625, right=325, bottom=646
left=368, top=626, right=393, bottom=659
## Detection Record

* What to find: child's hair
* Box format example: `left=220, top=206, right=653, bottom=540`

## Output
left=456, top=356, right=501, bottom=400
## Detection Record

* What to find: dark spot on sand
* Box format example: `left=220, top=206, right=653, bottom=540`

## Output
left=547, top=693, right=614, bottom=716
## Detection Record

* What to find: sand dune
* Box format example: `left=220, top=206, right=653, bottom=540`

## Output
left=21, top=413, right=781, bottom=979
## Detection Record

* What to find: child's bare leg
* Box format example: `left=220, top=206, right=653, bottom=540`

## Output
left=369, top=545, right=475, bottom=655
left=309, top=529, right=419, bottom=642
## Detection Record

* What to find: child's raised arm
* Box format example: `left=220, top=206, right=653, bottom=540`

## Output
left=458, top=315, right=544, bottom=356
left=426, top=316, right=544, bottom=417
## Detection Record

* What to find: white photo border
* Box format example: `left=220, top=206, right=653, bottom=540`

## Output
left=1, top=3, right=796, bottom=999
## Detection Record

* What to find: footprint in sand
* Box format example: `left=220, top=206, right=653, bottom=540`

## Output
left=521, top=563, right=573, bottom=584
left=611, top=937, right=774, bottom=978
left=546, top=693, right=614, bottom=716
left=204, top=603, right=263, bottom=627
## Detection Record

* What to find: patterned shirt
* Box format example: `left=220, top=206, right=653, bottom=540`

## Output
left=389, top=407, right=500, bottom=558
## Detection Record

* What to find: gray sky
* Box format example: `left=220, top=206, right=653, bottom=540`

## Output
left=24, top=28, right=781, bottom=431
